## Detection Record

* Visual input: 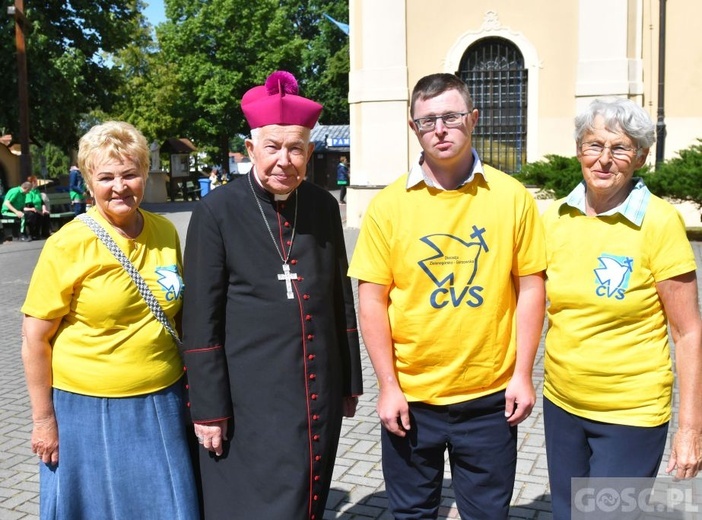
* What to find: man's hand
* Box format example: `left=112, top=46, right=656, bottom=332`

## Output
left=377, top=385, right=411, bottom=437
left=504, top=373, right=536, bottom=426
left=194, top=420, right=228, bottom=456
left=666, top=428, right=702, bottom=479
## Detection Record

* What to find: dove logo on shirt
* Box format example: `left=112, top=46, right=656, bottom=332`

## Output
left=156, top=265, right=184, bottom=301
left=418, top=225, right=489, bottom=309
left=594, top=254, right=633, bottom=300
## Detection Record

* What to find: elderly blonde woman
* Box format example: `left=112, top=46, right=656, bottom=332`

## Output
left=21, top=121, right=199, bottom=519
left=542, top=99, right=702, bottom=519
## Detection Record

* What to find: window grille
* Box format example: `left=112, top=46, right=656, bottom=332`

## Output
left=457, top=37, right=527, bottom=173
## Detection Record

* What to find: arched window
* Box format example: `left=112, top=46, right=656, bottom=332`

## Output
left=457, top=37, right=527, bottom=173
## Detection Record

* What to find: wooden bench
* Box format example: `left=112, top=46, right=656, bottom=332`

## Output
left=182, top=180, right=201, bottom=201
left=1, top=191, right=77, bottom=240
left=0, top=214, right=21, bottom=240
left=46, top=192, right=77, bottom=228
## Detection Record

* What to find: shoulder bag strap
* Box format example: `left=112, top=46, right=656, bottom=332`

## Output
left=77, top=213, right=183, bottom=348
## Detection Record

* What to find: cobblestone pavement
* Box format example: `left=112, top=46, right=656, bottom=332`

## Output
left=0, top=199, right=699, bottom=520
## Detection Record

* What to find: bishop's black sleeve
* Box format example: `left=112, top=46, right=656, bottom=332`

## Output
left=181, top=201, right=233, bottom=423
left=331, top=201, right=363, bottom=397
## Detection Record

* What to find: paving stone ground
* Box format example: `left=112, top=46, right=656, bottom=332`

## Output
left=0, top=197, right=698, bottom=519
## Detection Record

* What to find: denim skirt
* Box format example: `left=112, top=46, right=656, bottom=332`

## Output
left=40, top=381, right=199, bottom=520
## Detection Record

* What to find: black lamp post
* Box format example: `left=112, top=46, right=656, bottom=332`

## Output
left=655, top=0, right=667, bottom=170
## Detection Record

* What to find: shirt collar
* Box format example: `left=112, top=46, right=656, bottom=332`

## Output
left=562, top=177, right=651, bottom=226
left=406, top=149, right=486, bottom=189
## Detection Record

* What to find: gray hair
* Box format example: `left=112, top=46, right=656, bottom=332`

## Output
left=574, top=98, right=656, bottom=154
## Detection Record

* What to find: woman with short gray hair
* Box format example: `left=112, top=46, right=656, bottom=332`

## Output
left=542, top=98, right=702, bottom=519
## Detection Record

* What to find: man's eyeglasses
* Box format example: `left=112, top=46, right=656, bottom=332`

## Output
left=581, top=142, right=638, bottom=160
left=413, top=112, right=468, bottom=132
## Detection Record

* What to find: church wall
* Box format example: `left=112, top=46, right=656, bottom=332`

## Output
left=347, top=0, right=702, bottom=227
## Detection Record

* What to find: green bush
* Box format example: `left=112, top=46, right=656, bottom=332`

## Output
left=512, top=155, right=583, bottom=198
left=641, top=139, right=702, bottom=207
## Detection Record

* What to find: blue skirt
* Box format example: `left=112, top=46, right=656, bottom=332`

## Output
left=40, top=381, right=200, bottom=520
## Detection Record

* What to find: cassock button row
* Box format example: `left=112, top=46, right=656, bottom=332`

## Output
left=185, top=384, right=190, bottom=389
left=286, top=240, right=292, bottom=246
left=298, top=276, right=304, bottom=282
left=311, top=393, right=318, bottom=400
left=312, top=414, right=320, bottom=420
left=291, top=259, right=298, bottom=265
left=315, top=455, right=321, bottom=461
left=284, top=221, right=290, bottom=228
left=314, top=475, right=320, bottom=481
left=186, top=402, right=191, bottom=407
left=308, top=354, right=315, bottom=360
left=309, top=373, right=316, bottom=380
left=305, top=314, right=312, bottom=321
left=303, top=294, right=310, bottom=300
left=313, top=495, right=319, bottom=501
left=307, top=334, right=314, bottom=340
left=313, top=434, right=320, bottom=441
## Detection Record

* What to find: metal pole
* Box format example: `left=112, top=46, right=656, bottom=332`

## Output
left=655, top=0, right=667, bottom=169
left=12, top=0, right=32, bottom=181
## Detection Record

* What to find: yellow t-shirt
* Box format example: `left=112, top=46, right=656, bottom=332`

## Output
left=349, top=166, right=546, bottom=404
left=22, top=208, right=184, bottom=397
left=542, top=194, right=696, bottom=426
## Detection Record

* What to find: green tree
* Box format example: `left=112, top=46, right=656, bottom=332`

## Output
left=642, top=139, right=702, bottom=207
left=151, top=0, right=349, bottom=170
left=513, top=155, right=584, bottom=198
left=1, top=1, right=146, bottom=152
left=108, top=24, right=185, bottom=145
left=31, top=143, right=70, bottom=179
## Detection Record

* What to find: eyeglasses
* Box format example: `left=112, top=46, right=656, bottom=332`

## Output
left=581, top=142, right=638, bottom=160
left=413, top=112, right=468, bottom=132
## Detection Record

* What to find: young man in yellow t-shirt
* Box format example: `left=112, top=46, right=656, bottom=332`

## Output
left=349, top=73, right=546, bottom=520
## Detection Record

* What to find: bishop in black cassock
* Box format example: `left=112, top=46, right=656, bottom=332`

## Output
left=181, top=71, right=363, bottom=520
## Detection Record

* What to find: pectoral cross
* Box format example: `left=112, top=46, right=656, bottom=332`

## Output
left=277, top=263, right=298, bottom=299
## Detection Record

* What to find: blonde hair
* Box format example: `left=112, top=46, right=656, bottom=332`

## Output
left=77, top=121, right=150, bottom=183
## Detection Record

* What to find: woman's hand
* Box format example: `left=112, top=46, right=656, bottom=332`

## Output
left=32, top=415, right=59, bottom=466
left=666, top=428, right=702, bottom=479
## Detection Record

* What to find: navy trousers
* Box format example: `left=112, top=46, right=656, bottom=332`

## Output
left=543, top=397, right=668, bottom=520
left=382, top=390, right=517, bottom=519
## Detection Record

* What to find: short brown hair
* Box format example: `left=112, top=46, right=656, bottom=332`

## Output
left=410, top=73, right=473, bottom=118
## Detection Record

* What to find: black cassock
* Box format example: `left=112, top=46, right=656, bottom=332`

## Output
left=181, top=172, right=363, bottom=520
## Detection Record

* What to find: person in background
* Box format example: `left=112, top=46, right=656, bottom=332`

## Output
left=21, top=121, right=199, bottom=520
left=26, top=176, right=51, bottom=239
left=0, top=177, right=4, bottom=243
left=336, top=155, right=350, bottom=203
left=68, top=164, right=87, bottom=215
left=348, top=72, right=546, bottom=519
left=181, top=70, right=363, bottom=520
left=542, top=98, right=702, bottom=519
left=209, top=168, right=220, bottom=191
left=2, top=181, right=36, bottom=241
